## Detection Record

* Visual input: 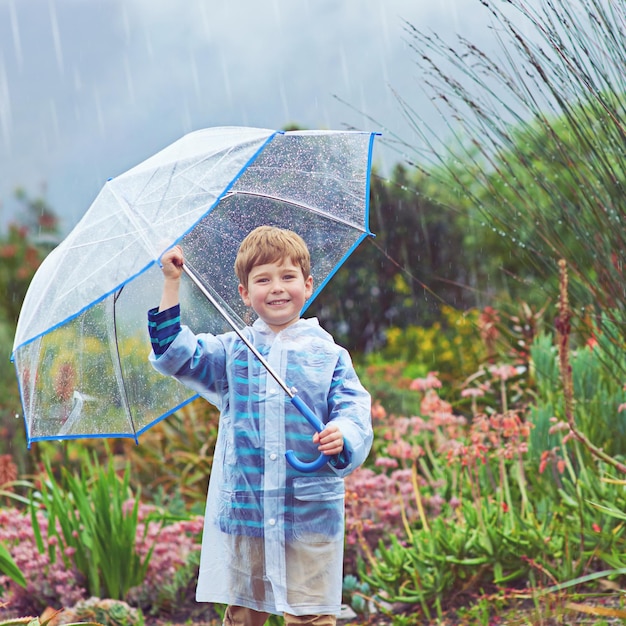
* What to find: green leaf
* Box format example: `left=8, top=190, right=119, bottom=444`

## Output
left=0, top=542, right=26, bottom=588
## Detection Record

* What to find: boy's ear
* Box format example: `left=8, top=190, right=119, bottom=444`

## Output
left=238, top=283, right=251, bottom=306
left=305, top=275, right=313, bottom=298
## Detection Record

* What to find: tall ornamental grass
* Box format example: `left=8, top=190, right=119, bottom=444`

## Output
left=398, top=0, right=626, bottom=349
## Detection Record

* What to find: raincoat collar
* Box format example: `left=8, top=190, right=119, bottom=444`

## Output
left=252, top=316, right=320, bottom=337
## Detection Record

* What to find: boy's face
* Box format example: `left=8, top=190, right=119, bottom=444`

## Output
left=238, top=257, right=313, bottom=333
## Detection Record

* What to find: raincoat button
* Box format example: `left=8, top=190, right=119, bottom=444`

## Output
left=269, top=453, right=277, bottom=461
left=269, top=518, right=276, bottom=526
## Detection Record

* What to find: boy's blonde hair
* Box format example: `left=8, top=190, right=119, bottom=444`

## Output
left=234, top=226, right=311, bottom=288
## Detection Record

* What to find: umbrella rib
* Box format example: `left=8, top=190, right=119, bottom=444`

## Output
left=225, top=191, right=367, bottom=232
left=107, top=183, right=161, bottom=258
left=111, top=286, right=139, bottom=442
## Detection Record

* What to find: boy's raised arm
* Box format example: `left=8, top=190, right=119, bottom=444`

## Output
left=159, top=245, right=184, bottom=312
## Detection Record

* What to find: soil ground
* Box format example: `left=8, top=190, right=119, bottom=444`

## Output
left=4, top=594, right=626, bottom=626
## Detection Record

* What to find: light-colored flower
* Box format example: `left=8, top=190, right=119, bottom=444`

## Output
left=410, top=371, right=442, bottom=391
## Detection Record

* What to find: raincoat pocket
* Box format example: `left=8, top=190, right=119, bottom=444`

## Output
left=292, top=476, right=345, bottom=544
left=218, top=489, right=264, bottom=537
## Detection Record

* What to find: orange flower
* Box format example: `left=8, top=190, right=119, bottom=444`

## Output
left=0, top=454, right=18, bottom=487
left=0, top=244, right=17, bottom=258
left=54, top=362, right=76, bottom=402
left=371, top=401, right=387, bottom=420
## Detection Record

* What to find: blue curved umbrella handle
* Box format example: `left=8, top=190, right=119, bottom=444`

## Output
left=285, top=395, right=330, bottom=473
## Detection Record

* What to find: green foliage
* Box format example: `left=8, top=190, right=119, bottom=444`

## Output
left=0, top=541, right=26, bottom=588
left=349, top=319, right=626, bottom=620
left=4, top=6, right=626, bottom=623
left=0, top=190, right=58, bottom=326
left=357, top=358, right=421, bottom=418
left=0, top=191, right=60, bottom=470
left=30, top=451, right=159, bottom=600
left=0, top=225, right=46, bottom=326
left=308, top=164, right=480, bottom=352
left=359, top=500, right=550, bottom=620
left=380, top=305, right=486, bottom=383
left=402, top=0, right=626, bottom=328
left=342, top=574, right=371, bottom=616
left=529, top=319, right=626, bottom=460
left=355, top=305, right=486, bottom=417
left=358, top=433, right=626, bottom=620
left=120, top=398, right=218, bottom=513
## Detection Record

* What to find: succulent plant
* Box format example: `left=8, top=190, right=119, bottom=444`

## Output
left=57, top=598, right=143, bottom=626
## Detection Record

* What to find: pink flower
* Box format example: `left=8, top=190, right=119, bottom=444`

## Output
left=410, top=371, right=442, bottom=391
left=461, top=387, right=485, bottom=398
left=375, top=457, right=399, bottom=469
left=387, top=439, right=413, bottom=460
left=489, top=364, right=518, bottom=381
left=421, top=389, right=452, bottom=415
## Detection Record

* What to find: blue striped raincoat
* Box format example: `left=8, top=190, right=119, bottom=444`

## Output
left=148, top=308, right=372, bottom=616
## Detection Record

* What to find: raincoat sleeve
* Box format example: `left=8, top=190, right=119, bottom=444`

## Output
left=326, top=349, right=373, bottom=477
left=148, top=305, right=182, bottom=355
left=148, top=307, right=228, bottom=402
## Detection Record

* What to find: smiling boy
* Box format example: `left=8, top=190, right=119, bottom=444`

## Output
left=148, top=225, right=372, bottom=626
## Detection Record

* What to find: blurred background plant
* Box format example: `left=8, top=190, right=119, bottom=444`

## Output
left=394, top=0, right=626, bottom=356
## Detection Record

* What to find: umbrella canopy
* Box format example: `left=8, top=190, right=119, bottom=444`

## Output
left=11, top=126, right=377, bottom=447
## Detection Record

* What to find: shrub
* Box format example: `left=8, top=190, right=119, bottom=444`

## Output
left=0, top=507, right=86, bottom=613
left=126, top=503, right=203, bottom=615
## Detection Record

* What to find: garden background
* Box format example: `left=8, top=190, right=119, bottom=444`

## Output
left=3, top=0, right=626, bottom=624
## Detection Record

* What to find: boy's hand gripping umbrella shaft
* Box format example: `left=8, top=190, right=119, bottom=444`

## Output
left=183, top=262, right=329, bottom=473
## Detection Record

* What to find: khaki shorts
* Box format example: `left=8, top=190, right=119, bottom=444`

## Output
left=228, top=535, right=340, bottom=612
left=223, top=605, right=336, bottom=626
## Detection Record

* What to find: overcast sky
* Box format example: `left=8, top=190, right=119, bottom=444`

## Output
left=0, top=0, right=503, bottom=233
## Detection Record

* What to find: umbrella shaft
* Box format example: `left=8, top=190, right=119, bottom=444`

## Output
left=181, top=263, right=294, bottom=398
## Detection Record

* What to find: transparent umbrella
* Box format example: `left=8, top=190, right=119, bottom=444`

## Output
left=11, top=126, right=377, bottom=470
